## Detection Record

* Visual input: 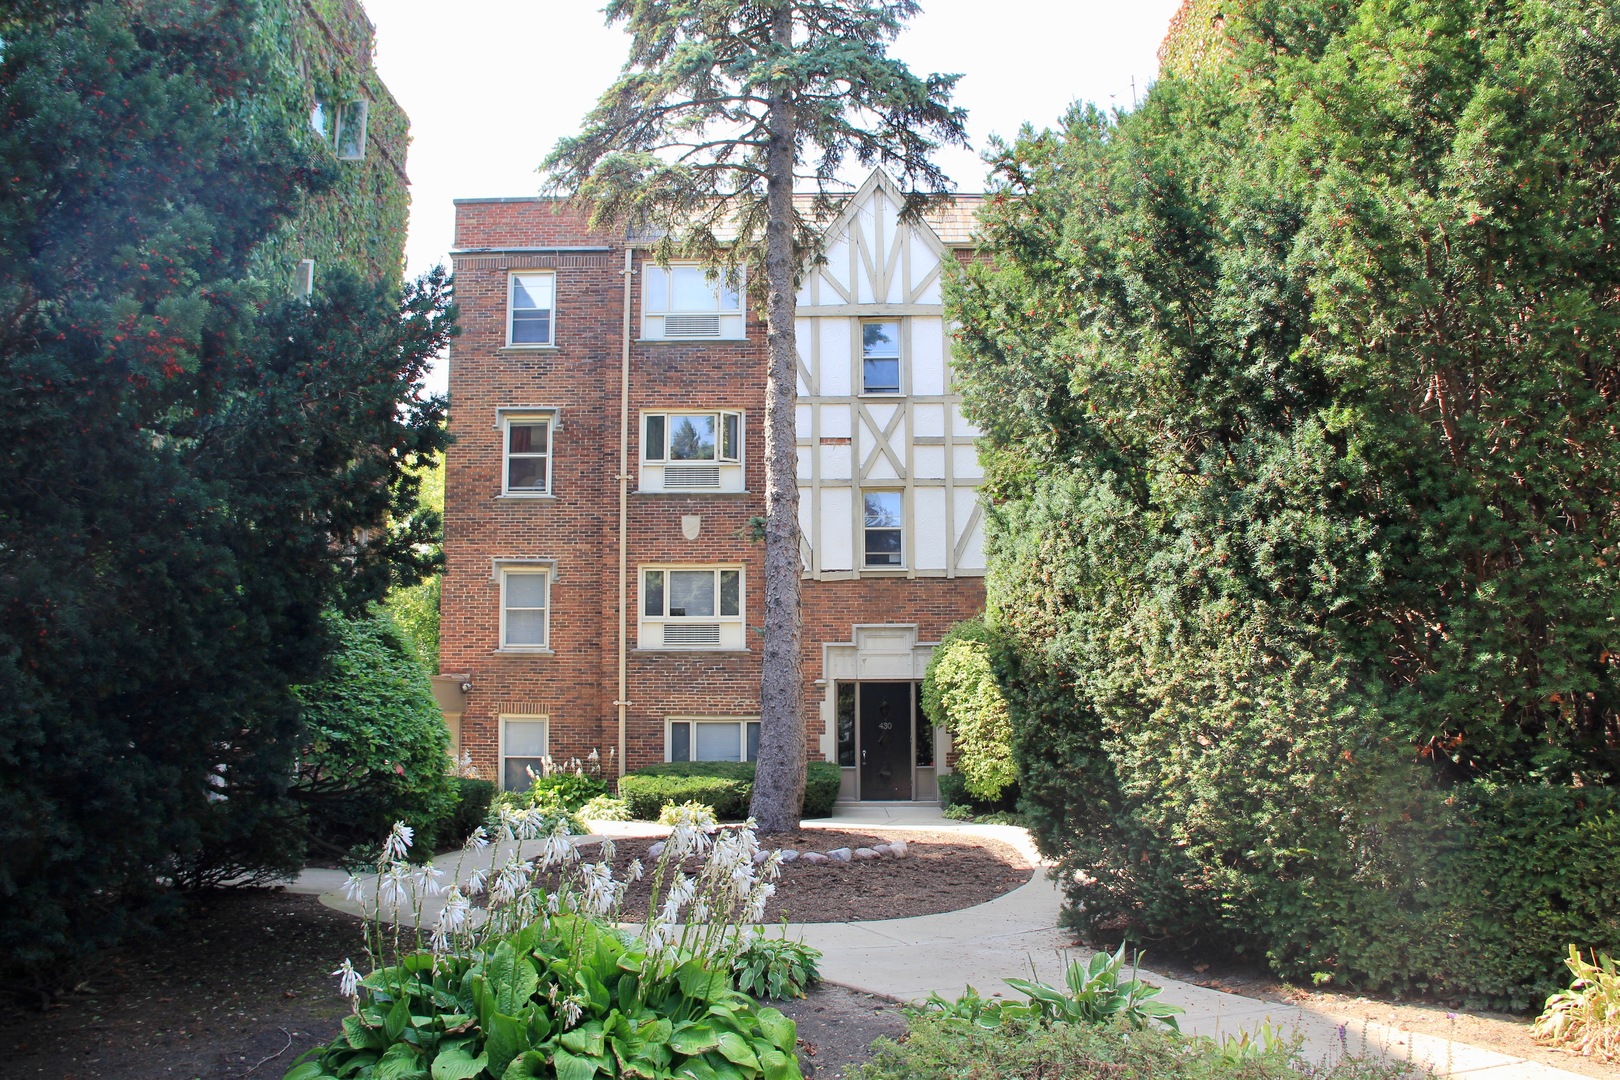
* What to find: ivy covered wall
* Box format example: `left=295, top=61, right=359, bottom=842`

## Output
left=250, top=0, right=410, bottom=289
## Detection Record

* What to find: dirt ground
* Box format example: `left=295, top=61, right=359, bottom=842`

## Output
left=1145, top=954, right=1618, bottom=1079
left=0, top=826, right=1023, bottom=1079
left=593, top=827, right=1034, bottom=923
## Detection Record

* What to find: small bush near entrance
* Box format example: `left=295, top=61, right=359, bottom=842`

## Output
left=619, top=762, right=842, bottom=821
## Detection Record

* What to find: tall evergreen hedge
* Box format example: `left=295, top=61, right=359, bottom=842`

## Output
left=949, top=0, right=1620, bottom=1008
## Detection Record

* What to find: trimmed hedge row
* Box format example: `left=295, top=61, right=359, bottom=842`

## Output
left=618, top=761, right=842, bottom=821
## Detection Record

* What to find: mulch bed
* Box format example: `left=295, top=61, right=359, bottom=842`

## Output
left=0, top=828, right=1027, bottom=1078
left=589, top=827, right=1034, bottom=923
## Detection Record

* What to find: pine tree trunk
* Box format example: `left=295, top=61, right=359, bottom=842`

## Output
left=749, top=1, right=806, bottom=834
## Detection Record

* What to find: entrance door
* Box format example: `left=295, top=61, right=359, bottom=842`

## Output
left=858, top=682, right=912, bottom=800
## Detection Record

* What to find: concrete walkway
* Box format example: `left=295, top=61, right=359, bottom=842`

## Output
left=297, top=806, right=1587, bottom=1080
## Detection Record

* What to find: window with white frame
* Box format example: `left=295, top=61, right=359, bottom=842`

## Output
left=502, top=415, right=553, bottom=495
left=863, top=490, right=903, bottom=567
left=508, top=273, right=555, bottom=346
left=501, top=715, right=548, bottom=791
left=639, top=410, right=743, bottom=491
left=640, top=566, right=743, bottom=649
left=668, top=718, right=760, bottom=763
left=642, top=263, right=744, bottom=340
left=499, top=568, right=550, bottom=649
left=861, top=321, right=901, bottom=393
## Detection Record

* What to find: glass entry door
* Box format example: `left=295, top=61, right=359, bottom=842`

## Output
left=858, top=682, right=913, bottom=801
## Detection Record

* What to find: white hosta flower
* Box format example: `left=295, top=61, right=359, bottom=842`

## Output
left=378, top=865, right=411, bottom=909
left=599, top=837, right=616, bottom=861
left=383, top=821, right=415, bottom=862
left=465, top=825, right=490, bottom=852
left=660, top=894, right=683, bottom=925
left=414, top=863, right=447, bottom=898
left=762, top=851, right=784, bottom=881
left=490, top=857, right=530, bottom=906
left=341, top=873, right=365, bottom=904
left=627, top=858, right=644, bottom=882
left=545, top=890, right=563, bottom=915
left=670, top=872, right=696, bottom=907
left=539, top=823, right=578, bottom=868
left=745, top=882, right=776, bottom=923
left=438, top=887, right=471, bottom=933
left=466, top=865, right=490, bottom=896
left=644, top=919, right=673, bottom=955
left=428, top=922, right=451, bottom=953
left=691, top=900, right=711, bottom=924
left=730, top=863, right=755, bottom=901
left=560, top=993, right=585, bottom=1030
left=332, top=957, right=361, bottom=999
left=581, top=862, right=616, bottom=918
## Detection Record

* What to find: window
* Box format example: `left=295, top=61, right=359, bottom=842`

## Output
left=863, top=491, right=903, bottom=567
left=294, top=259, right=315, bottom=299
left=640, top=410, right=743, bottom=491
left=508, top=273, right=555, bottom=346
left=311, top=100, right=368, bottom=161
left=335, top=101, right=368, bottom=160
left=639, top=566, right=744, bottom=649
left=862, top=321, right=901, bottom=393
left=500, top=568, right=550, bottom=649
left=835, top=683, right=856, bottom=767
left=668, top=718, right=760, bottom=763
left=503, top=415, right=552, bottom=495
left=643, top=264, right=744, bottom=339
left=501, top=716, right=548, bottom=791
left=915, top=683, right=935, bottom=767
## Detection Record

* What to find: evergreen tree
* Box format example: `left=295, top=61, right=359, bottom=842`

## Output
left=545, top=0, right=967, bottom=831
left=0, top=0, right=450, bottom=980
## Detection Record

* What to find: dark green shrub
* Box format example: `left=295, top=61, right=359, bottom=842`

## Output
left=619, top=772, right=751, bottom=820
left=948, top=0, right=1620, bottom=1009
left=292, top=610, right=456, bottom=856
left=938, top=772, right=1020, bottom=816
left=618, top=762, right=843, bottom=821
left=731, top=935, right=823, bottom=1000
left=802, top=761, right=842, bottom=818
left=446, top=777, right=496, bottom=845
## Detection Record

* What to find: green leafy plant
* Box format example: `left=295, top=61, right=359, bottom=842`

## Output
left=857, top=1008, right=1420, bottom=1080
left=579, top=795, right=632, bottom=822
left=289, top=806, right=799, bottom=1079
left=524, top=771, right=609, bottom=813
left=1533, top=946, right=1620, bottom=1062
left=920, top=946, right=1182, bottom=1032
left=731, top=933, right=822, bottom=1000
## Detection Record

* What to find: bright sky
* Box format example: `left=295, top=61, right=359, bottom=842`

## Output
left=361, top=0, right=1185, bottom=391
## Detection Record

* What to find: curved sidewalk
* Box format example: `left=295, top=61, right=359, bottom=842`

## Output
left=294, top=806, right=1587, bottom=1080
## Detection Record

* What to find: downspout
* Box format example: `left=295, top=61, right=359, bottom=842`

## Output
left=615, top=247, right=633, bottom=780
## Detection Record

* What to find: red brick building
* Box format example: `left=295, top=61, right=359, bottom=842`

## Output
left=438, top=171, right=987, bottom=803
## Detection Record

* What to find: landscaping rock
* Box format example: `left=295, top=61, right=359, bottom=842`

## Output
left=853, top=847, right=880, bottom=860
left=888, top=839, right=908, bottom=858
left=826, top=847, right=852, bottom=863
left=871, top=843, right=894, bottom=857
left=779, top=849, right=799, bottom=862
left=647, top=841, right=665, bottom=859
left=800, top=851, right=828, bottom=864
left=752, top=849, right=771, bottom=865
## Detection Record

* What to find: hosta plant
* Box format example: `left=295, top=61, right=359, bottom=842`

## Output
left=919, top=945, right=1182, bottom=1031
left=286, top=805, right=796, bottom=1079
left=732, top=933, right=823, bottom=1000
left=1534, top=946, right=1620, bottom=1062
